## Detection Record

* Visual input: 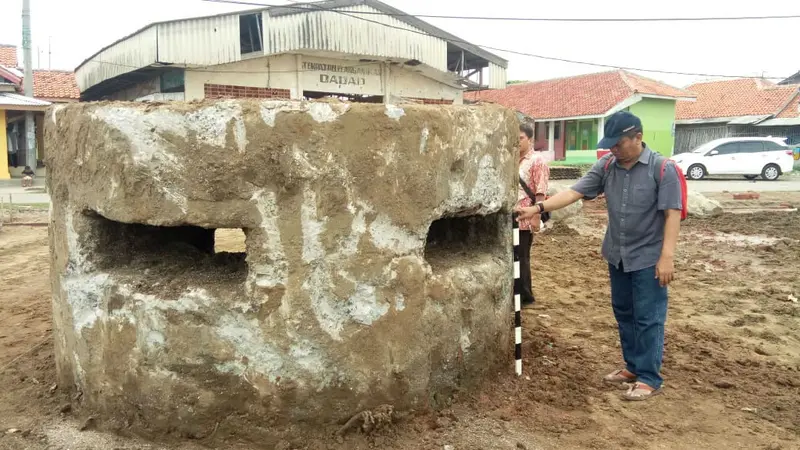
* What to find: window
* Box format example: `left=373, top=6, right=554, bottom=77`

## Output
left=554, top=122, right=561, bottom=140
left=763, top=141, right=789, bottom=151
left=738, top=142, right=765, bottom=153
left=712, top=143, right=740, bottom=155
left=240, top=13, right=264, bottom=54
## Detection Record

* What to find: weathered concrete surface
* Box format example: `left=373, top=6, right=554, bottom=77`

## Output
left=46, top=100, right=518, bottom=438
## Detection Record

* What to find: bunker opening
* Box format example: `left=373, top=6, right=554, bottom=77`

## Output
left=83, top=212, right=248, bottom=295
left=423, top=211, right=504, bottom=270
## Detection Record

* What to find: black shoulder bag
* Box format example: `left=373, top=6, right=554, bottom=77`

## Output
left=518, top=177, right=551, bottom=223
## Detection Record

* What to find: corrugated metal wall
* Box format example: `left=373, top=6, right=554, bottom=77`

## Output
left=487, top=62, right=506, bottom=90
left=75, top=27, right=158, bottom=92
left=158, top=15, right=241, bottom=66
left=262, top=5, right=447, bottom=72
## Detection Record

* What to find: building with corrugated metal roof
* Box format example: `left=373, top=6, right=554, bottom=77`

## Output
left=75, top=0, right=508, bottom=104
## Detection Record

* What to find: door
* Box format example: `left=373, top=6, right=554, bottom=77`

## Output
left=736, top=141, right=766, bottom=174
left=704, top=142, right=739, bottom=174
left=565, top=122, right=578, bottom=151
left=578, top=121, right=593, bottom=150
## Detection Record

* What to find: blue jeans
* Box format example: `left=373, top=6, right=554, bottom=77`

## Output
left=608, top=263, right=668, bottom=389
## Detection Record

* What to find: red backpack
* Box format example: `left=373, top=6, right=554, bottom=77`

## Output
left=603, top=154, right=689, bottom=221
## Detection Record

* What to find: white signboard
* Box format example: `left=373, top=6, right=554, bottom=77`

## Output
left=301, top=59, right=383, bottom=96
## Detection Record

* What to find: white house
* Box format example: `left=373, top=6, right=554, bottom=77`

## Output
left=75, top=0, right=507, bottom=104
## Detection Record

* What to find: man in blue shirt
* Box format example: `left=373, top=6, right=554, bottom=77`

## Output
left=515, top=111, right=683, bottom=401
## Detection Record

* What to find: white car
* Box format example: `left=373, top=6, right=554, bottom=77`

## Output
left=672, top=137, right=794, bottom=181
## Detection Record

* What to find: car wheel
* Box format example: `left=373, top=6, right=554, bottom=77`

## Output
left=761, top=164, right=781, bottom=181
left=687, top=164, right=706, bottom=180
left=744, top=175, right=758, bottom=180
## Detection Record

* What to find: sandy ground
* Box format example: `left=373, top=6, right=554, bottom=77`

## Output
left=0, top=195, right=798, bottom=450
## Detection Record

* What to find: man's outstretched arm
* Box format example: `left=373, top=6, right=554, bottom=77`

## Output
left=514, top=155, right=609, bottom=221
left=514, top=189, right=583, bottom=220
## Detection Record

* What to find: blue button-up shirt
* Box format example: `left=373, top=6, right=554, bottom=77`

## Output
left=571, top=145, right=683, bottom=273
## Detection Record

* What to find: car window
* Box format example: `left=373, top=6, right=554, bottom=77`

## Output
left=739, top=142, right=765, bottom=153
left=712, top=143, right=740, bottom=155
left=762, top=141, right=788, bottom=151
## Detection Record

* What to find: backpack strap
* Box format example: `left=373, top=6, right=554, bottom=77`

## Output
left=652, top=153, right=676, bottom=187
left=600, top=154, right=616, bottom=191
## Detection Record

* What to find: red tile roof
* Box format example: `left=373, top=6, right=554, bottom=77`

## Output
left=33, top=70, right=80, bottom=100
left=0, top=44, right=17, bottom=67
left=676, top=78, right=800, bottom=120
left=465, top=70, right=693, bottom=120
left=776, top=94, right=800, bottom=119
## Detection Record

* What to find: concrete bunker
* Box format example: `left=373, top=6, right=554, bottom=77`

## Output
left=46, top=99, right=518, bottom=439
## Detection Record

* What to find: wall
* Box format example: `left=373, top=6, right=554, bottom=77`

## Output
left=388, top=64, right=462, bottom=104
left=185, top=54, right=297, bottom=101
left=0, top=110, right=8, bottom=179
left=185, top=53, right=463, bottom=103
left=628, top=97, right=676, bottom=156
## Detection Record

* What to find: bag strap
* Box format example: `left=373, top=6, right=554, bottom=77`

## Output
left=518, top=176, right=538, bottom=201
left=652, top=152, right=671, bottom=187
left=601, top=155, right=615, bottom=189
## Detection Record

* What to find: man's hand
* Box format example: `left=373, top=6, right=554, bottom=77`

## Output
left=514, top=205, right=539, bottom=221
left=655, top=255, right=675, bottom=287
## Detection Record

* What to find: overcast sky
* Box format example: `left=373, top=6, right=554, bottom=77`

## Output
left=1, top=0, right=799, bottom=88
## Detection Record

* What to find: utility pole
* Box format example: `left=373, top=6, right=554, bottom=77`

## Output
left=22, top=0, right=37, bottom=173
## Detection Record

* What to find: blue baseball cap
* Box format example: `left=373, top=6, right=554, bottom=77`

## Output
left=597, top=111, right=643, bottom=149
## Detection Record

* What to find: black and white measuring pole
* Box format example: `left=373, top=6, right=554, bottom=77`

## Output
left=512, top=213, right=522, bottom=376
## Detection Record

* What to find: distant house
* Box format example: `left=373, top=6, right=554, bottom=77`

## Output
left=674, top=78, right=800, bottom=154
left=465, top=70, right=694, bottom=164
left=0, top=43, right=80, bottom=179
left=779, top=70, right=800, bottom=86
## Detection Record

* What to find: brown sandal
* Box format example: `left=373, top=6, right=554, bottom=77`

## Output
left=622, top=382, right=662, bottom=401
left=603, top=369, right=637, bottom=387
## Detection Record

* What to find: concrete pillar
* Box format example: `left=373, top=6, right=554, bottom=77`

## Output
left=548, top=120, right=555, bottom=152
left=381, top=62, right=391, bottom=104
left=293, top=54, right=303, bottom=100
